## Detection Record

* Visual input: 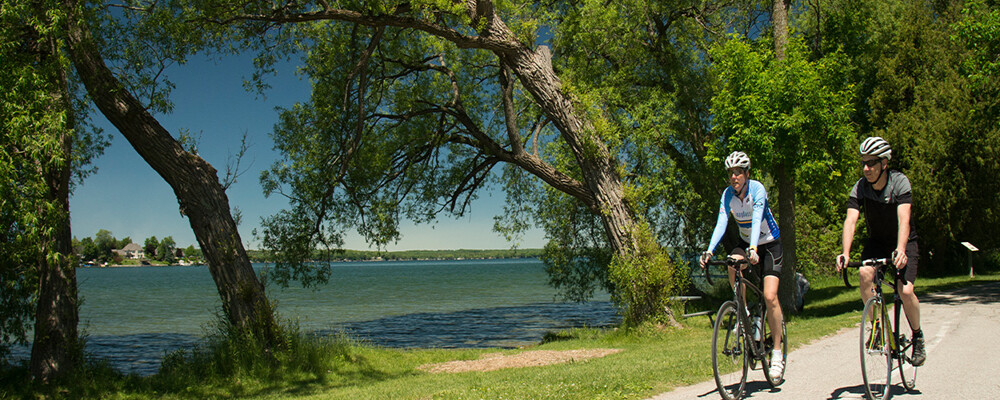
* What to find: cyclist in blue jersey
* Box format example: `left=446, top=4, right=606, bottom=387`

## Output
left=835, top=136, right=925, bottom=366
left=700, top=151, right=785, bottom=378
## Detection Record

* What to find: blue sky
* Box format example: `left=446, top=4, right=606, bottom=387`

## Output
left=70, top=53, right=545, bottom=251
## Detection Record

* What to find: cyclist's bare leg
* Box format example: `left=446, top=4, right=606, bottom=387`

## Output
left=897, top=279, right=921, bottom=331
left=858, top=265, right=877, bottom=319
left=763, top=275, right=783, bottom=348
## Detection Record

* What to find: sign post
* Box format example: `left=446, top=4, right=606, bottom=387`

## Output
left=961, top=242, right=979, bottom=278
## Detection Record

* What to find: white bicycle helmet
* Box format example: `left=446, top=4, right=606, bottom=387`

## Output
left=859, top=136, right=892, bottom=160
left=724, top=151, right=751, bottom=170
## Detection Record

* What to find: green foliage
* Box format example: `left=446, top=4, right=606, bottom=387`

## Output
left=707, top=33, right=857, bottom=278
left=144, top=236, right=159, bottom=258
left=843, top=0, right=1000, bottom=271
left=793, top=0, right=1000, bottom=273
left=708, top=34, right=856, bottom=189
left=954, top=0, right=1000, bottom=89
left=157, top=236, right=177, bottom=263
left=255, top=8, right=516, bottom=287
left=0, top=0, right=105, bottom=360
left=606, top=224, right=686, bottom=327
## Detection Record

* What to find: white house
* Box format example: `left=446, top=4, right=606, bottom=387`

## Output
left=113, top=242, right=145, bottom=260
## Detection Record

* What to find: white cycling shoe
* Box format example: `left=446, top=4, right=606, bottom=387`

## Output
left=768, top=349, right=784, bottom=378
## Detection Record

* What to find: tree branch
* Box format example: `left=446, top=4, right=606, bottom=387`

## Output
left=499, top=64, right=524, bottom=154
left=218, top=7, right=521, bottom=53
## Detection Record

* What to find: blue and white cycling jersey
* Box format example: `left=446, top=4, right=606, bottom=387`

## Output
left=707, top=179, right=780, bottom=253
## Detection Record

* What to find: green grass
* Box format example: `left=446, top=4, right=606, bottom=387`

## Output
left=3, top=271, right=998, bottom=399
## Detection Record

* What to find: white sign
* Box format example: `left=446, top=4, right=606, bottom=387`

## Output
left=961, top=242, right=979, bottom=252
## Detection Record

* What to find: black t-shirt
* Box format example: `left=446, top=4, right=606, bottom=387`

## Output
left=847, top=170, right=918, bottom=246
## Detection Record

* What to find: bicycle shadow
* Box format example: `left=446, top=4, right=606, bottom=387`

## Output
left=741, top=380, right=783, bottom=398
left=700, top=380, right=781, bottom=399
left=827, top=383, right=921, bottom=399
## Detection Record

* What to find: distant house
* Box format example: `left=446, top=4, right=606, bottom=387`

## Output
left=113, top=243, right=145, bottom=260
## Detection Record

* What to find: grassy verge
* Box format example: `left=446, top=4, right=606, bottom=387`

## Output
left=3, top=271, right=997, bottom=399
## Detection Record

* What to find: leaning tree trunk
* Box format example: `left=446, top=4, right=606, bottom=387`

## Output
left=64, top=7, right=280, bottom=345
left=30, top=33, right=80, bottom=383
left=476, top=5, right=639, bottom=257
left=472, top=2, right=678, bottom=325
left=772, top=0, right=800, bottom=314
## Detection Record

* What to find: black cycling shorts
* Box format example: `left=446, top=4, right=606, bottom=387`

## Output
left=861, top=240, right=919, bottom=284
left=729, top=238, right=783, bottom=278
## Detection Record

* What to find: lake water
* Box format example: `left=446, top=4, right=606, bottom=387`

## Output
left=14, top=258, right=618, bottom=375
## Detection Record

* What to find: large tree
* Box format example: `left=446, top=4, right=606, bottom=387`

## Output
left=61, top=0, right=281, bottom=344
left=1, top=0, right=108, bottom=381
left=181, top=0, right=693, bottom=324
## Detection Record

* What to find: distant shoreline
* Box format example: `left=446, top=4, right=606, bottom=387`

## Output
left=87, top=250, right=544, bottom=268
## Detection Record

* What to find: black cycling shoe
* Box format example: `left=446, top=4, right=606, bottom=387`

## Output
left=910, top=333, right=926, bottom=366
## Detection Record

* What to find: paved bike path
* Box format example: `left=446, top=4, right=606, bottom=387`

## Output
left=648, top=281, right=1000, bottom=399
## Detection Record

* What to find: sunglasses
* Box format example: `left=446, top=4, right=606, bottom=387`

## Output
left=860, top=159, right=882, bottom=168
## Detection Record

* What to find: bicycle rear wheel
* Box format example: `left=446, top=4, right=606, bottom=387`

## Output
left=861, top=297, right=892, bottom=400
left=761, top=304, right=787, bottom=387
left=895, top=303, right=918, bottom=391
left=713, top=301, right=748, bottom=400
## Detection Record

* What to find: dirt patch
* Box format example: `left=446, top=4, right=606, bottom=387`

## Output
left=418, top=348, right=624, bottom=373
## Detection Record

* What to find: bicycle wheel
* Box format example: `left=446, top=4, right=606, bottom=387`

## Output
left=861, top=297, right=892, bottom=400
left=713, top=301, right=748, bottom=400
left=894, top=303, right=918, bottom=391
left=761, top=304, right=787, bottom=387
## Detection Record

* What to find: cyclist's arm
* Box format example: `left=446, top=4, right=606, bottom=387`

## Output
left=839, top=207, right=861, bottom=270
left=895, top=203, right=912, bottom=268
left=706, top=191, right=732, bottom=253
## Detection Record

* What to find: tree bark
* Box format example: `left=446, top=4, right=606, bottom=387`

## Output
left=471, top=2, right=640, bottom=257
left=30, top=34, right=80, bottom=383
left=773, top=0, right=800, bottom=314
left=64, top=5, right=280, bottom=344
left=775, top=162, right=799, bottom=313
left=773, top=0, right=790, bottom=60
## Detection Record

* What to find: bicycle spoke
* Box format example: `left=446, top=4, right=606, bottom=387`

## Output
left=861, top=298, right=892, bottom=400
left=713, top=301, right=748, bottom=400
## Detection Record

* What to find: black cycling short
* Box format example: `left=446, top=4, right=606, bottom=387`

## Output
left=729, top=238, right=783, bottom=278
left=861, top=240, right=919, bottom=284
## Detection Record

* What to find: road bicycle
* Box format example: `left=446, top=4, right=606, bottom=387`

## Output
left=705, top=257, right=786, bottom=400
left=842, top=257, right=918, bottom=399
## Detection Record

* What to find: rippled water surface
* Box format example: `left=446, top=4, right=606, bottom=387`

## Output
left=14, top=259, right=617, bottom=375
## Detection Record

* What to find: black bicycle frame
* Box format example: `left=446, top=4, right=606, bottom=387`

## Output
left=707, top=257, right=767, bottom=357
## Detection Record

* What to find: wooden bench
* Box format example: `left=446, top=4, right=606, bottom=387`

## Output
left=669, top=295, right=716, bottom=324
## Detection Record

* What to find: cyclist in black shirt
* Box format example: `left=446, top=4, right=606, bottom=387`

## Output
left=835, top=136, right=926, bottom=366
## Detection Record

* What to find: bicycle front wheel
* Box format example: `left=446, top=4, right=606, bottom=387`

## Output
left=861, top=297, right=893, bottom=400
left=713, top=301, right=748, bottom=400
left=895, top=303, right=918, bottom=391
